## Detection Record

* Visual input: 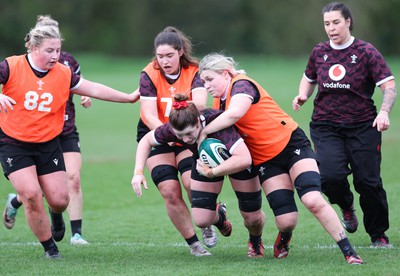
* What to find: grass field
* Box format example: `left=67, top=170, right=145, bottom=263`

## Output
left=0, top=54, right=399, bottom=275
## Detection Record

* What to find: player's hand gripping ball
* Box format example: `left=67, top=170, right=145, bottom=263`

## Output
left=198, top=138, right=231, bottom=168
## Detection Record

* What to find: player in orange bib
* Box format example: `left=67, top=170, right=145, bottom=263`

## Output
left=198, top=53, right=363, bottom=265
left=2, top=15, right=92, bottom=247
left=136, top=26, right=217, bottom=256
left=0, top=15, right=139, bottom=259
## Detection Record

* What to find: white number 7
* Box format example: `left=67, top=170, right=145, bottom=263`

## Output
left=161, top=97, right=172, bottom=117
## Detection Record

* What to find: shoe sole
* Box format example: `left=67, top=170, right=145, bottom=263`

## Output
left=191, top=252, right=212, bottom=257
left=203, top=241, right=217, bottom=248
left=248, top=254, right=264, bottom=258
left=3, top=213, right=15, bottom=229
left=45, top=254, right=62, bottom=259
left=341, top=221, right=358, bottom=233
left=346, top=256, right=363, bottom=265
left=202, top=227, right=218, bottom=248
left=3, top=195, right=16, bottom=229
left=71, top=240, right=89, bottom=245
left=275, top=251, right=289, bottom=259
left=216, top=203, right=232, bottom=237
left=370, top=244, right=394, bottom=249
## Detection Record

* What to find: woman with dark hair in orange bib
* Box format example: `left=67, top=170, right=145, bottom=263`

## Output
left=135, top=26, right=215, bottom=256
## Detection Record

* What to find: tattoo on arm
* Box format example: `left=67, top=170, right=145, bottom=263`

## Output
left=381, top=86, right=397, bottom=113
left=339, top=231, right=347, bottom=240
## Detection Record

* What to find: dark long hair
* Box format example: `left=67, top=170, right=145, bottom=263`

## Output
left=153, top=26, right=198, bottom=68
left=169, top=94, right=199, bottom=131
left=322, top=2, right=354, bottom=31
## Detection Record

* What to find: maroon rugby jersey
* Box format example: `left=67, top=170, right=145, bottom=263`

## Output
left=153, top=108, right=244, bottom=156
left=59, top=51, right=81, bottom=136
left=304, top=37, right=394, bottom=125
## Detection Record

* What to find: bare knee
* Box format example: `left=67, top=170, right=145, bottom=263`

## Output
left=275, top=212, right=298, bottom=231
left=192, top=209, right=215, bottom=228
left=301, top=191, right=327, bottom=215
left=47, top=192, right=70, bottom=213
left=242, top=210, right=266, bottom=228
left=160, top=185, right=183, bottom=206
left=67, top=170, right=81, bottom=194
left=20, top=190, right=44, bottom=212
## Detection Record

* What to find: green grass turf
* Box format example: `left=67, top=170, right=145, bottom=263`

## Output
left=0, top=54, right=399, bottom=275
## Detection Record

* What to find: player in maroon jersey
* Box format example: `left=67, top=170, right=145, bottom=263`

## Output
left=132, top=94, right=266, bottom=258
left=293, top=2, right=396, bottom=249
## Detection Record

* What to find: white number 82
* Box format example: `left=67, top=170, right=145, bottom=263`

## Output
left=24, top=91, right=53, bottom=112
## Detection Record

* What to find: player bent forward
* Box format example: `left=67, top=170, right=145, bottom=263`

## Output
left=131, top=94, right=266, bottom=257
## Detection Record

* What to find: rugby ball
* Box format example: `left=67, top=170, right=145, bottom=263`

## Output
left=198, top=138, right=231, bottom=168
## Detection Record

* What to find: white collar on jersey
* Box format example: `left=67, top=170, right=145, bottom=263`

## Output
left=221, top=79, right=231, bottom=101
left=165, top=66, right=181, bottom=80
left=27, top=54, right=48, bottom=73
left=330, top=36, right=355, bottom=50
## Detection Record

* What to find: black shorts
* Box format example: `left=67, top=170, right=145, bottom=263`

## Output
left=255, top=128, right=316, bottom=183
left=59, top=130, right=81, bottom=153
left=0, top=130, right=66, bottom=177
left=148, top=143, right=188, bottom=158
left=136, top=118, right=188, bottom=157
left=229, top=165, right=258, bottom=180
left=136, top=118, right=149, bottom=143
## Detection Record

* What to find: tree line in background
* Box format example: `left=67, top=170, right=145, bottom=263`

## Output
left=1, top=0, right=399, bottom=58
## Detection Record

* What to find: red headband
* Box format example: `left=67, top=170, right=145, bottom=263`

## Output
left=172, top=101, right=189, bottom=110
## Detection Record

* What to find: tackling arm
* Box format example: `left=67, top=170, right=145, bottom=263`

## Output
left=200, top=96, right=252, bottom=143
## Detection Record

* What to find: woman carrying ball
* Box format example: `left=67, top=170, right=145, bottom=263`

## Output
left=197, top=52, right=363, bottom=264
left=131, top=94, right=266, bottom=257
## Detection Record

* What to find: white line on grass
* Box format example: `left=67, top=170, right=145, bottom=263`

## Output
left=0, top=241, right=395, bottom=250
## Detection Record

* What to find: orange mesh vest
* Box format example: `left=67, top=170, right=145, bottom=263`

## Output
left=213, top=75, right=298, bottom=165
left=1, top=55, right=71, bottom=142
left=140, top=62, right=198, bottom=126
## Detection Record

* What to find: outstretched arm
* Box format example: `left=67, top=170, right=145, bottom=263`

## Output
left=73, top=79, right=138, bottom=103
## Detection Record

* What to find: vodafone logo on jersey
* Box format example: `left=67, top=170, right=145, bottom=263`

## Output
left=323, top=64, right=351, bottom=89
left=328, top=64, right=346, bottom=81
